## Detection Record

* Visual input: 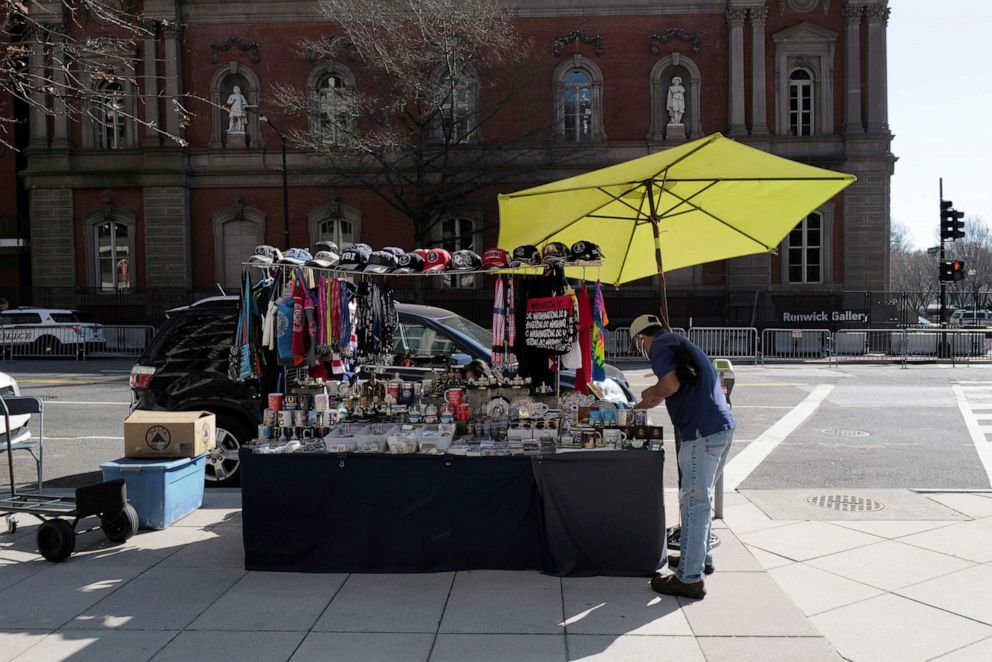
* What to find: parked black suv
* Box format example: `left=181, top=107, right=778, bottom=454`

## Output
left=131, top=296, right=634, bottom=486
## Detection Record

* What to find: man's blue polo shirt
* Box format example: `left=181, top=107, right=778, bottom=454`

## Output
left=649, top=332, right=735, bottom=441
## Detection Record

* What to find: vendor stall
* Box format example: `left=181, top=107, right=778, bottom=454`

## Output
left=232, top=241, right=668, bottom=577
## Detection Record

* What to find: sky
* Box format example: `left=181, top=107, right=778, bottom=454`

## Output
left=889, top=1, right=992, bottom=249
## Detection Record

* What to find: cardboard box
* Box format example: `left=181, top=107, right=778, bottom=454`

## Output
left=124, top=410, right=216, bottom=459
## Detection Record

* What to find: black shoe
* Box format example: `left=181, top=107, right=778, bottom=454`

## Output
left=667, top=555, right=714, bottom=575
left=651, top=574, right=706, bottom=599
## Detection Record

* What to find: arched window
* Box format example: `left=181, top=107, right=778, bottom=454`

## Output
left=83, top=203, right=136, bottom=293
left=433, top=65, right=479, bottom=143
left=439, top=215, right=479, bottom=288
left=308, top=201, right=361, bottom=251
left=553, top=56, right=606, bottom=142
left=787, top=211, right=823, bottom=284
left=95, top=81, right=127, bottom=149
left=789, top=68, right=815, bottom=136
left=308, top=63, right=357, bottom=147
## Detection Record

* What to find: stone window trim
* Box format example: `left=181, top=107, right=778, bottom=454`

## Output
left=553, top=55, right=607, bottom=142
left=647, top=52, right=702, bottom=142
left=788, top=67, right=816, bottom=136
left=432, top=209, right=483, bottom=289
left=307, top=201, right=362, bottom=249
left=430, top=62, right=482, bottom=144
left=780, top=202, right=835, bottom=287
left=306, top=61, right=358, bottom=145
left=772, top=21, right=837, bottom=137
left=210, top=61, right=265, bottom=148
left=81, top=73, right=138, bottom=150
left=82, top=204, right=137, bottom=292
left=212, top=199, right=266, bottom=288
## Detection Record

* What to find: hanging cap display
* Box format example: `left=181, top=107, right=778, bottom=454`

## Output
left=365, top=250, right=399, bottom=274
left=306, top=251, right=339, bottom=269
left=337, top=243, right=372, bottom=270
left=509, top=244, right=541, bottom=268
left=570, top=240, right=604, bottom=262
left=450, top=249, right=483, bottom=272
left=382, top=246, right=405, bottom=258
left=312, top=240, right=339, bottom=256
left=248, top=245, right=283, bottom=265
left=417, top=248, right=452, bottom=272
left=395, top=251, right=426, bottom=274
left=541, top=242, right=570, bottom=264
left=279, top=247, right=314, bottom=266
left=482, top=247, right=510, bottom=270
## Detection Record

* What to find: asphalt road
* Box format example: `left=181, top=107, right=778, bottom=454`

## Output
left=2, top=359, right=991, bottom=492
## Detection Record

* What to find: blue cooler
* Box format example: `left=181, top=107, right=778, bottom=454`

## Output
left=100, top=454, right=207, bottom=529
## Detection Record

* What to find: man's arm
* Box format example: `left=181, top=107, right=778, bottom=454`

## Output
left=634, top=369, right=680, bottom=409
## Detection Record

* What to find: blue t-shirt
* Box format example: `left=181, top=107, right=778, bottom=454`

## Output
left=649, top=333, right=735, bottom=441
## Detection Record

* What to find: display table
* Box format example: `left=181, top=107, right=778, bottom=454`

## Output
left=240, top=448, right=665, bottom=577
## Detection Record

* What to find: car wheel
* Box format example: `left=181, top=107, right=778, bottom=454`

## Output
left=35, top=335, right=62, bottom=356
left=206, top=414, right=250, bottom=487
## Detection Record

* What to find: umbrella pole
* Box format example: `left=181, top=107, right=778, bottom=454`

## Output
left=650, top=216, right=672, bottom=332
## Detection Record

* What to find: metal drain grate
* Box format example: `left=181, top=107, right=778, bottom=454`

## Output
left=807, top=495, right=886, bottom=512
left=819, top=428, right=870, bottom=438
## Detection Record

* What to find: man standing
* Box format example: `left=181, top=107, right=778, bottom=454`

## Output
left=630, top=314, right=734, bottom=599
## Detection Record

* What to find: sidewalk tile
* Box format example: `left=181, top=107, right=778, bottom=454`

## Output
left=811, top=593, right=992, bottom=662
left=898, top=518, right=992, bottom=563
left=744, top=545, right=793, bottom=570
left=292, top=632, right=432, bottom=662
left=0, top=565, right=144, bottom=629
left=0, top=560, right=44, bottom=592
left=706, top=530, right=762, bottom=572
left=696, top=636, right=843, bottom=662
left=439, top=571, right=563, bottom=634
left=9, top=629, right=176, bottom=662
left=768, top=563, right=883, bottom=616
left=65, top=567, right=245, bottom=631
left=676, top=572, right=818, bottom=636
left=189, top=571, right=347, bottom=632
left=561, top=577, right=690, bottom=635
left=806, top=540, right=974, bottom=591
left=737, top=521, right=882, bottom=562
left=896, top=565, right=992, bottom=625
left=68, top=527, right=216, bottom=569
left=431, top=634, right=565, bottom=662
left=171, top=506, right=242, bottom=528
left=153, top=631, right=304, bottom=662
left=0, top=630, right=50, bottom=662
left=313, top=573, right=453, bottom=633
left=930, top=636, right=992, bottom=661
left=157, top=528, right=246, bottom=569
left=926, top=493, right=992, bottom=519
left=721, top=491, right=749, bottom=507
left=567, top=634, right=704, bottom=661
left=720, top=502, right=799, bottom=535
left=826, top=519, right=959, bottom=539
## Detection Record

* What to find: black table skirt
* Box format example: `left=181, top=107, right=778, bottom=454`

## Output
left=240, top=448, right=665, bottom=577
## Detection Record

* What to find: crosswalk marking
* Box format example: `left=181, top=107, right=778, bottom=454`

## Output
left=953, top=381, right=992, bottom=486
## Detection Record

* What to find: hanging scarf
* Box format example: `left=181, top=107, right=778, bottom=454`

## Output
left=505, top=276, right=517, bottom=365
left=492, top=276, right=506, bottom=368
left=592, top=281, right=608, bottom=381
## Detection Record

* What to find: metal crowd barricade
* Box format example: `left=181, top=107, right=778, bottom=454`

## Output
left=605, top=326, right=686, bottom=360
left=760, top=328, right=831, bottom=364
left=0, top=325, right=156, bottom=361
left=831, top=328, right=902, bottom=365
left=88, top=325, right=157, bottom=358
left=688, top=327, right=758, bottom=364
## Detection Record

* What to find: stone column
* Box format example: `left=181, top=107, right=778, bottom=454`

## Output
left=141, top=20, right=161, bottom=146
left=162, top=22, right=185, bottom=141
left=865, top=4, right=889, bottom=133
left=28, top=36, right=48, bottom=147
left=727, top=7, right=748, bottom=135
left=749, top=5, right=769, bottom=136
left=50, top=29, right=71, bottom=148
left=144, top=187, right=192, bottom=289
left=843, top=4, right=865, bottom=133
left=29, top=188, right=75, bottom=288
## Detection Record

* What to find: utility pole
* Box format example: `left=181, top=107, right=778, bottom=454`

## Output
left=940, top=178, right=946, bottom=327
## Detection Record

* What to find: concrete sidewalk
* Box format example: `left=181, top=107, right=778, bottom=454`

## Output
left=1, top=490, right=990, bottom=662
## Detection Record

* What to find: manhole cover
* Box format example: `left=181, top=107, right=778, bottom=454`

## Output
left=819, top=428, right=870, bottom=438
left=807, top=495, right=886, bottom=512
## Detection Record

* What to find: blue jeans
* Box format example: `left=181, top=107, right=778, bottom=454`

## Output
left=675, top=428, right=733, bottom=583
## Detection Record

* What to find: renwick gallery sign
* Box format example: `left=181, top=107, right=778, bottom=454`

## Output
left=782, top=311, right=869, bottom=323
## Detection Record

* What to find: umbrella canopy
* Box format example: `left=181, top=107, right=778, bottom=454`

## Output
left=497, top=133, right=856, bottom=288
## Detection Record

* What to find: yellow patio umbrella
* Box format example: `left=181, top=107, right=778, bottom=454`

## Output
left=497, top=133, right=855, bottom=327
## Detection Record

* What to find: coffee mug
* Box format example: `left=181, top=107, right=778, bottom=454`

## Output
left=278, top=411, right=293, bottom=427
left=580, top=428, right=601, bottom=449
left=617, top=409, right=632, bottom=426
left=314, top=394, right=329, bottom=412
left=326, top=381, right=340, bottom=397
left=603, top=429, right=627, bottom=447
left=267, top=393, right=284, bottom=411
left=530, top=402, right=549, bottom=416
left=445, top=388, right=464, bottom=406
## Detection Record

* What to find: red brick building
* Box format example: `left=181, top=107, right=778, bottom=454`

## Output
left=4, top=0, right=894, bottom=327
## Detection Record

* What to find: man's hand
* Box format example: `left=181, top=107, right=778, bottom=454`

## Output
left=635, top=370, right=681, bottom=410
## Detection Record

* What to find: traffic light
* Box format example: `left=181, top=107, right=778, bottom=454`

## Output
left=941, top=200, right=966, bottom=241
left=939, top=260, right=966, bottom=282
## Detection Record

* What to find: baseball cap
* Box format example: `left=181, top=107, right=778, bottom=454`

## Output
left=450, top=249, right=483, bottom=272
left=248, top=245, right=283, bottom=266
left=306, top=251, right=339, bottom=269
left=313, top=240, right=339, bottom=256
left=395, top=251, right=425, bottom=274
left=382, top=246, right=405, bottom=259
left=570, top=240, right=605, bottom=262
left=365, top=250, right=399, bottom=274
left=482, top=247, right=510, bottom=270
left=541, top=241, right=569, bottom=264
left=279, top=247, right=314, bottom=266
left=509, top=245, right=541, bottom=268
left=337, top=243, right=372, bottom=270
left=629, top=314, right=664, bottom=344
left=417, top=248, right=452, bottom=272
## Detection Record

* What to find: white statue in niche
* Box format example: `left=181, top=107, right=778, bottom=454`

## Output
left=226, top=85, right=248, bottom=134
left=666, top=76, right=686, bottom=125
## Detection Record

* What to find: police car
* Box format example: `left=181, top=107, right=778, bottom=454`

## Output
left=0, top=308, right=106, bottom=355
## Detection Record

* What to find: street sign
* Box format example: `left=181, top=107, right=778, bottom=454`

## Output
left=927, top=246, right=939, bottom=255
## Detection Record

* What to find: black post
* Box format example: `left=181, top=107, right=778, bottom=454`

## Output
left=280, top=138, right=289, bottom=249
left=940, top=178, right=947, bottom=327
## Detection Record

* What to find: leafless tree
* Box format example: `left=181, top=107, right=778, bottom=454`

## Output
left=890, top=222, right=937, bottom=314
left=947, top=216, right=992, bottom=310
left=271, top=0, right=558, bottom=254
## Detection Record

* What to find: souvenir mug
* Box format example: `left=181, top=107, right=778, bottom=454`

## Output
left=284, top=395, right=299, bottom=411
left=328, top=409, right=341, bottom=423
left=257, top=425, right=272, bottom=440
left=445, top=388, right=464, bottom=406
left=267, top=393, right=284, bottom=411
left=262, top=409, right=277, bottom=427
left=617, top=409, right=632, bottom=426
left=456, top=403, right=472, bottom=422
left=603, top=428, right=627, bottom=447
left=580, top=428, right=602, bottom=449
left=278, top=410, right=293, bottom=427
left=633, top=410, right=648, bottom=426
left=314, top=394, right=329, bottom=412
left=293, top=410, right=308, bottom=427
left=400, top=382, right=415, bottom=405
left=326, top=381, right=340, bottom=397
